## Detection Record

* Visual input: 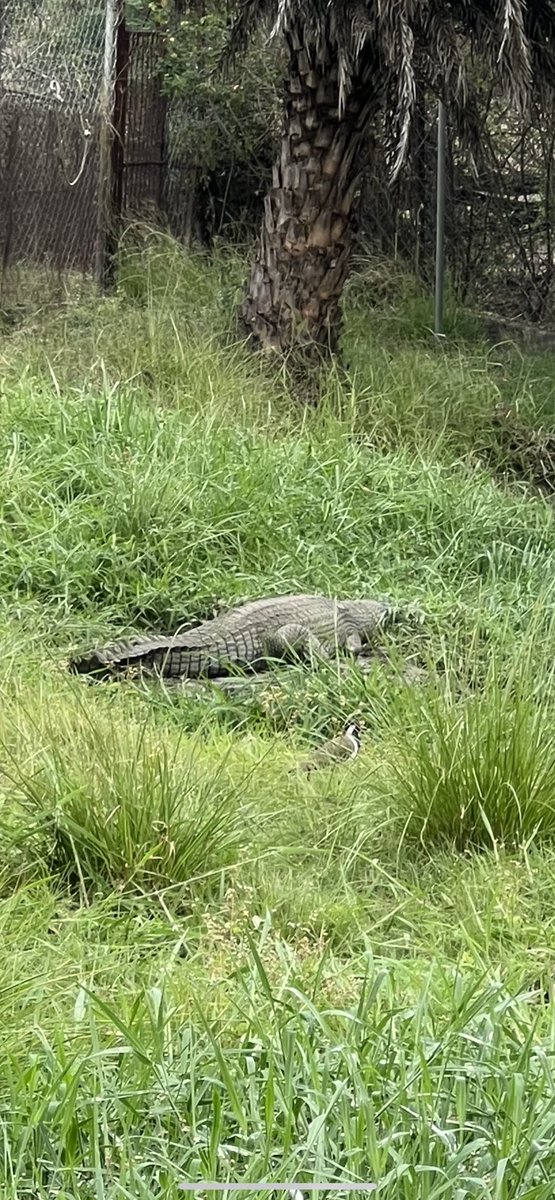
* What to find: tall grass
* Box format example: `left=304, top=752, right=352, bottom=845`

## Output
left=0, top=699, right=254, bottom=897
left=380, top=657, right=555, bottom=850
left=2, top=232, right=555, bottom=1197
left=3, top=945, right=555, bottom=1199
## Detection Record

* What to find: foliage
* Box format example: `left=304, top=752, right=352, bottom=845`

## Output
left=3, top=239, right=555, bottom=1194
left=0, top=703, right=252, bottom=898
left=4, top=952, right=555, bottom=1198
left=144, top=0, right=281, bottom=226
left=377, top=661, right=555, bottom=851
left=225, top=0, right=555, bottom=176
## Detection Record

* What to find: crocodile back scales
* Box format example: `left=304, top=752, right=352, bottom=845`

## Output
left=69, top=594, right=394, bottom=679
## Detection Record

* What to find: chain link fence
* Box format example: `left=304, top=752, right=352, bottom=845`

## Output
left=357, top=94, right=555, bottom=330
left=1, top=2, right=555, bottom=337
left=0, top=0, right=107, bottom=304
left=162, top=90, right=555, bottom=333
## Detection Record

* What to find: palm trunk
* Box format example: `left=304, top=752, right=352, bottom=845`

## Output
left=241, top=29, right=378, bottom=360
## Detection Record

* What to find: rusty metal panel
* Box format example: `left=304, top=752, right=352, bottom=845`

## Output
left=122, top=31, right=166, bottom=219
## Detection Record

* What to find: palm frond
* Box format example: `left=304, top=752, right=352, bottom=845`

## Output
left=223, top=0, right=555, bottom=173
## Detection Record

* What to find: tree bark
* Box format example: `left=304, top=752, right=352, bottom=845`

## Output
left=241, top=28, right=378, bottom=361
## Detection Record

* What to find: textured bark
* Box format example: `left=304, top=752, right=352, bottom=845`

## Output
left=241, top=29, right=378, bottom=360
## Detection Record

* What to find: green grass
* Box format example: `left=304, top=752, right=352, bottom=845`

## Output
left=3, top=229, right=555, bottom=1196
left=374, top=655, right=555, bottom=850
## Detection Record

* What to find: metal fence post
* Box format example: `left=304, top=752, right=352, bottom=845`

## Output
left=434, top=98, right=447, bottom=337
left=96, top=0, right=128, bottom=292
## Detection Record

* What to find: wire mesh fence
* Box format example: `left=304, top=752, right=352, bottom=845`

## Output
left=1, top=0, right=555, bottom=337
left=122, top=30, right=166, bottom=220
left=0, top=0, right=166, bottom=307
left=359, top=95, right=555, bottom=329
left=0, top=0, right=107, bottom=302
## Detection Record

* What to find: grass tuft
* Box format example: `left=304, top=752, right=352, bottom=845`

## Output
left=0, top=700, right=252, bottom=898
left=381, top=655, right=555, bottom=850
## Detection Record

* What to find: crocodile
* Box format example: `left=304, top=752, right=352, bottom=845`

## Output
left=69, top=593, right=401, bottom=682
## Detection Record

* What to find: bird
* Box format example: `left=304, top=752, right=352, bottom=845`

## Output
left=290, top=719, right=363, bottom=774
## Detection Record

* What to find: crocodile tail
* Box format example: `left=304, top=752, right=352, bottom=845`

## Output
left=69, top=634, right=183, bottom=676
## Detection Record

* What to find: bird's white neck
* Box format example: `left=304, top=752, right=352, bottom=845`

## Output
left=344, top=725, right=360, bottom=756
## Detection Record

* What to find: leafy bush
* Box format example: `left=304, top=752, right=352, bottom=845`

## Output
left=145, top=0, right=281, bottom=239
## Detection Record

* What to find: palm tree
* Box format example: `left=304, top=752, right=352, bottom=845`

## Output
left=226, top=0, right=555, bottom=359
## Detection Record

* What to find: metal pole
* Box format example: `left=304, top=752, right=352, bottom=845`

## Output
left=434, top=98, right=447, bottom=337
left=95, top=0, right=124, bottom=291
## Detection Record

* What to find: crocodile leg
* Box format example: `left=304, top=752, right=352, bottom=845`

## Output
left=264, top=623, right=332, bottom=666
left=344, top=632, right=363, bottom=654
